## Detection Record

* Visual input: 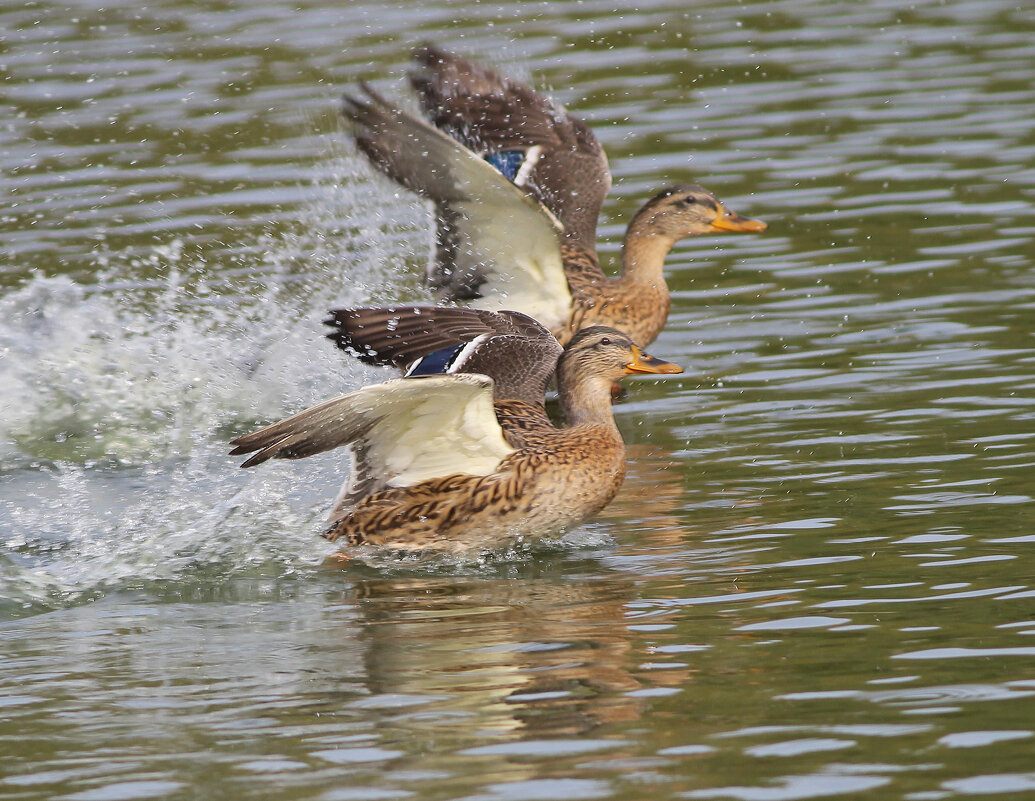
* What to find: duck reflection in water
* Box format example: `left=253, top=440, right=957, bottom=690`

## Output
left=316, top=566, right=652, bottom=744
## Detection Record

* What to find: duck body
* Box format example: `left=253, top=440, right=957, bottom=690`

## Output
left=327, top=420, right=625, bottom=550
left=232, top=314, right=681, bottom=552
left=342, top=50, right=766, bottom=347
left=561, top=248, right=671, bottom=348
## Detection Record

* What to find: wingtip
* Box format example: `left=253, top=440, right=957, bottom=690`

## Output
left=412, top=43, right=446, bottom=65
left=357, top=80, right=388, bottom=105
left=237, top=452, right=268, bottom=469
left=340, top=92, right=365, bottom=122
left=341, top=82, right=390, bottom=121
left=228, top=440, right=266, bottom=468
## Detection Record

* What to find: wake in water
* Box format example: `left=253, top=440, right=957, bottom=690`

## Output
left=0, top=154, right=432, bottom=614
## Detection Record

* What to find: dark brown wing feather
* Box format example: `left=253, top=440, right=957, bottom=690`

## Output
left=342, top=83, right=465, bottom=203
left=412, top=45, right=569, bottom=152
left=325, top=306, right=563, bottom=406
left=342, top=85, right=485, bottom=295
left=229, top=394, right=376, bottom=468
left=325, top=306, right=545, bottom=366
left=410, top=46, right=612, bottom=251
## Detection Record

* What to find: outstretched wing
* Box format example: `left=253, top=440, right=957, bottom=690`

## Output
left=342, top=86, right=573, bottom=334
left=411, top=45, right=612, bottom=250
left=324, top=306, right=563, bottom=407
left=230, top=375, right=515, bottom=512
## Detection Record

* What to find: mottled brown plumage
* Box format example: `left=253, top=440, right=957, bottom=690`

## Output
left=322, top=422, right=627, bottom=551
left=230, top=326, right=681, bottom=552
left=341, top=50, right=767, bottom=347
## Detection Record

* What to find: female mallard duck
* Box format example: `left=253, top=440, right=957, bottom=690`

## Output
left=230, top=310, right=681, bottom=551
left=341, top=49, right=766, bottom=347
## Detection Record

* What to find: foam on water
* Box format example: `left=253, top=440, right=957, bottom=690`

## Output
left=0, top=155, right=428, bottom=614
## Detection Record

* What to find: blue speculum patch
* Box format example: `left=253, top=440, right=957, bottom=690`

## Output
left=405, top=344, right=465, bottom=376
left=484, top=151, right=525, bottom=182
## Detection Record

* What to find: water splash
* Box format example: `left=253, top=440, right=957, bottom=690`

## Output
left=0, top=154, right=426, bottom=615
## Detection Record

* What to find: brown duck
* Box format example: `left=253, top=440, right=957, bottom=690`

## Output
left=230, top=310, right=681, bottom=551
left=342, top=48, right=766, bottom=346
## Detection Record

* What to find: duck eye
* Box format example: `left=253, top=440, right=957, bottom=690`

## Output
left=680, top=197, right=697, bottom=206
left=599, top=337, right=611, bottom=346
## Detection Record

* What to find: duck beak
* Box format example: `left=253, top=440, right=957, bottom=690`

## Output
left=626, top=346, right=684, bottom=375
left=710, top=203, right=767, bottom=233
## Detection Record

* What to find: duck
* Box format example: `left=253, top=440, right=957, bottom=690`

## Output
left=230, top=308, right=682, bottom=551
left=341, top=48, right=766, bottom=347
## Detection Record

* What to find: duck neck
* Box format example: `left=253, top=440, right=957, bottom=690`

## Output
left=620, top=218, right=677, bottom=287
left=557, top=369, right=620, bottom=429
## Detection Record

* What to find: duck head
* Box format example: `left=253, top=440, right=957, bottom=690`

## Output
left=630, top=184, right=767, bottom=241
left=557, top=327, right=682, bottom=424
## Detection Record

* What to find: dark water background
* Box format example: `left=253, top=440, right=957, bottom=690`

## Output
left=3, top=0, right=1035, bottom=799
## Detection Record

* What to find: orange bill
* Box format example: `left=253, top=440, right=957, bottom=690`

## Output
left=626, top=346, right=683, bottom=375
left=710, top=203, right=767, bottom=233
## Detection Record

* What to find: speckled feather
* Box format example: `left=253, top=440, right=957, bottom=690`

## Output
left=323, top=423, right=625, bottom=551
left=555, top=244, right=667, bottom=348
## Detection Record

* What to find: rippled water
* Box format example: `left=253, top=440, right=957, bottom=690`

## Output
left=3, top=0, right=1035, bottom=799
